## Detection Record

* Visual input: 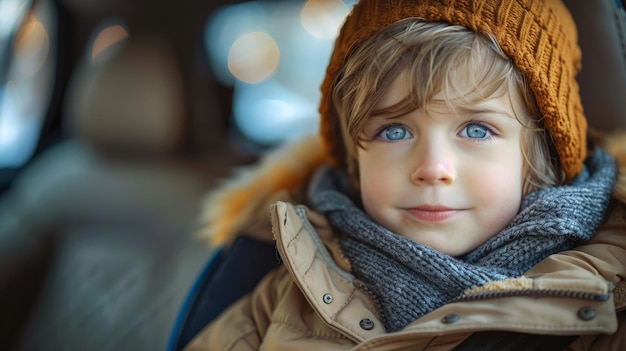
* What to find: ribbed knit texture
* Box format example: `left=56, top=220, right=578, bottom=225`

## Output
left=309, top=149, right=616, bottom=333
left=319, top=0, right=586, bottom=182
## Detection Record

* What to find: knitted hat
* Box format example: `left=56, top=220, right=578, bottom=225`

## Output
left=319, top=0, right=586, bottom=182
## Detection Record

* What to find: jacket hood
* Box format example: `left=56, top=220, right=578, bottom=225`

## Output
left=198, top=134, right=329, bottom=246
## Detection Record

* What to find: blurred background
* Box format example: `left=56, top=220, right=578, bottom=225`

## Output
left=0, top=0, right=624, bottom=350
left=0, top=0, right=354, bottom=350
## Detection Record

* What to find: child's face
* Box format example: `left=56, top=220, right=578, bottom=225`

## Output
left=357, top=73, right=524, bottom=256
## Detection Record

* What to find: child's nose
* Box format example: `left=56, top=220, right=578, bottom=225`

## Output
left=411, top=149, right=456, bottom=185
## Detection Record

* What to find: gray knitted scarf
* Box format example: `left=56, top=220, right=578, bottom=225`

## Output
left=309, top=148, right=616, bottom=333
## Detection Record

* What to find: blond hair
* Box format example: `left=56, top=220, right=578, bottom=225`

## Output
left=332, top=18, right=564, bottom=194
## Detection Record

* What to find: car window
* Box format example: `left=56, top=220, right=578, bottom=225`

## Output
left=0, top=0, right=55, bottom=168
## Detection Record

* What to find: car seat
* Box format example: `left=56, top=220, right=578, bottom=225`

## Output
left=168, top=0, right=626, bottom=350
left=0, top=32, right=236, bottom=350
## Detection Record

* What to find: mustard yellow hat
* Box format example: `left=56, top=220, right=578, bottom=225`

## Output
left=319, top=0, right=586, bottom=182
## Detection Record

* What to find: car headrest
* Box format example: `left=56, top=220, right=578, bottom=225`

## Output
left=63, top=38, right=186, bottom=155
left=565, top=0, right=626, bottom=132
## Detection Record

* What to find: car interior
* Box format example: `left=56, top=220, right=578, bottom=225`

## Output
left=0, top=0, right=624, bottom=350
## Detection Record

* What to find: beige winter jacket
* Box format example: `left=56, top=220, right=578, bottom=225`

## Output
left=185, top=134, right=626, bottom=351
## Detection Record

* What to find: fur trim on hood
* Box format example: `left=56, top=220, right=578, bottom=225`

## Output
left=198, top=134, right=330, bottom=246
left=199, top=131, right=626, bottom=247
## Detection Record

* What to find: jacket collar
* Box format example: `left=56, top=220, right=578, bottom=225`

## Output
left=271, top=200, right=620, bottom=340
left=271, top=201, right=386, bottom=342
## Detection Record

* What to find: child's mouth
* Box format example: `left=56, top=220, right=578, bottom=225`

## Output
left=406, top=206, right=461, bottom=222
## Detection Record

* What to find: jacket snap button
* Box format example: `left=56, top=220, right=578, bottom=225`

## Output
left=359, top=318, right=375, bottom=330
left=322, top=293, right=333, bottom=304
left=441, top=313, right=460, bottom=324
left=578, top=306, right=596, bottom=321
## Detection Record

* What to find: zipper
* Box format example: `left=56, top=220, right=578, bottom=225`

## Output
left=450, top=289, right=610, bottom=303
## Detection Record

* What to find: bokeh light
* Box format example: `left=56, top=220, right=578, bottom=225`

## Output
left=205, top=0, right=356, bottom=148
left=0, top=0, right=31, bottom=37
left=228, top=31, right=280, bottom=84
left=301, top=0, right=349, bottom=39
left=0, top=81, right=20, bottom=146
left=13, top=13, right=49, bottom=78
left=234, top=81, right=318, bottom=145
left=0, top=0, right=56, bottom=168
left=91, top=24, right=129, bottom=62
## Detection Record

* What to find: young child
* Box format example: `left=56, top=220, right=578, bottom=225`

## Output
left=187, top=0, right=626, bottom=349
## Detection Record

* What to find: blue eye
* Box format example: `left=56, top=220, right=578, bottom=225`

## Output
left=460, top=123, right=490, bottom=139
left=378, top=125, right=413, bottom=141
